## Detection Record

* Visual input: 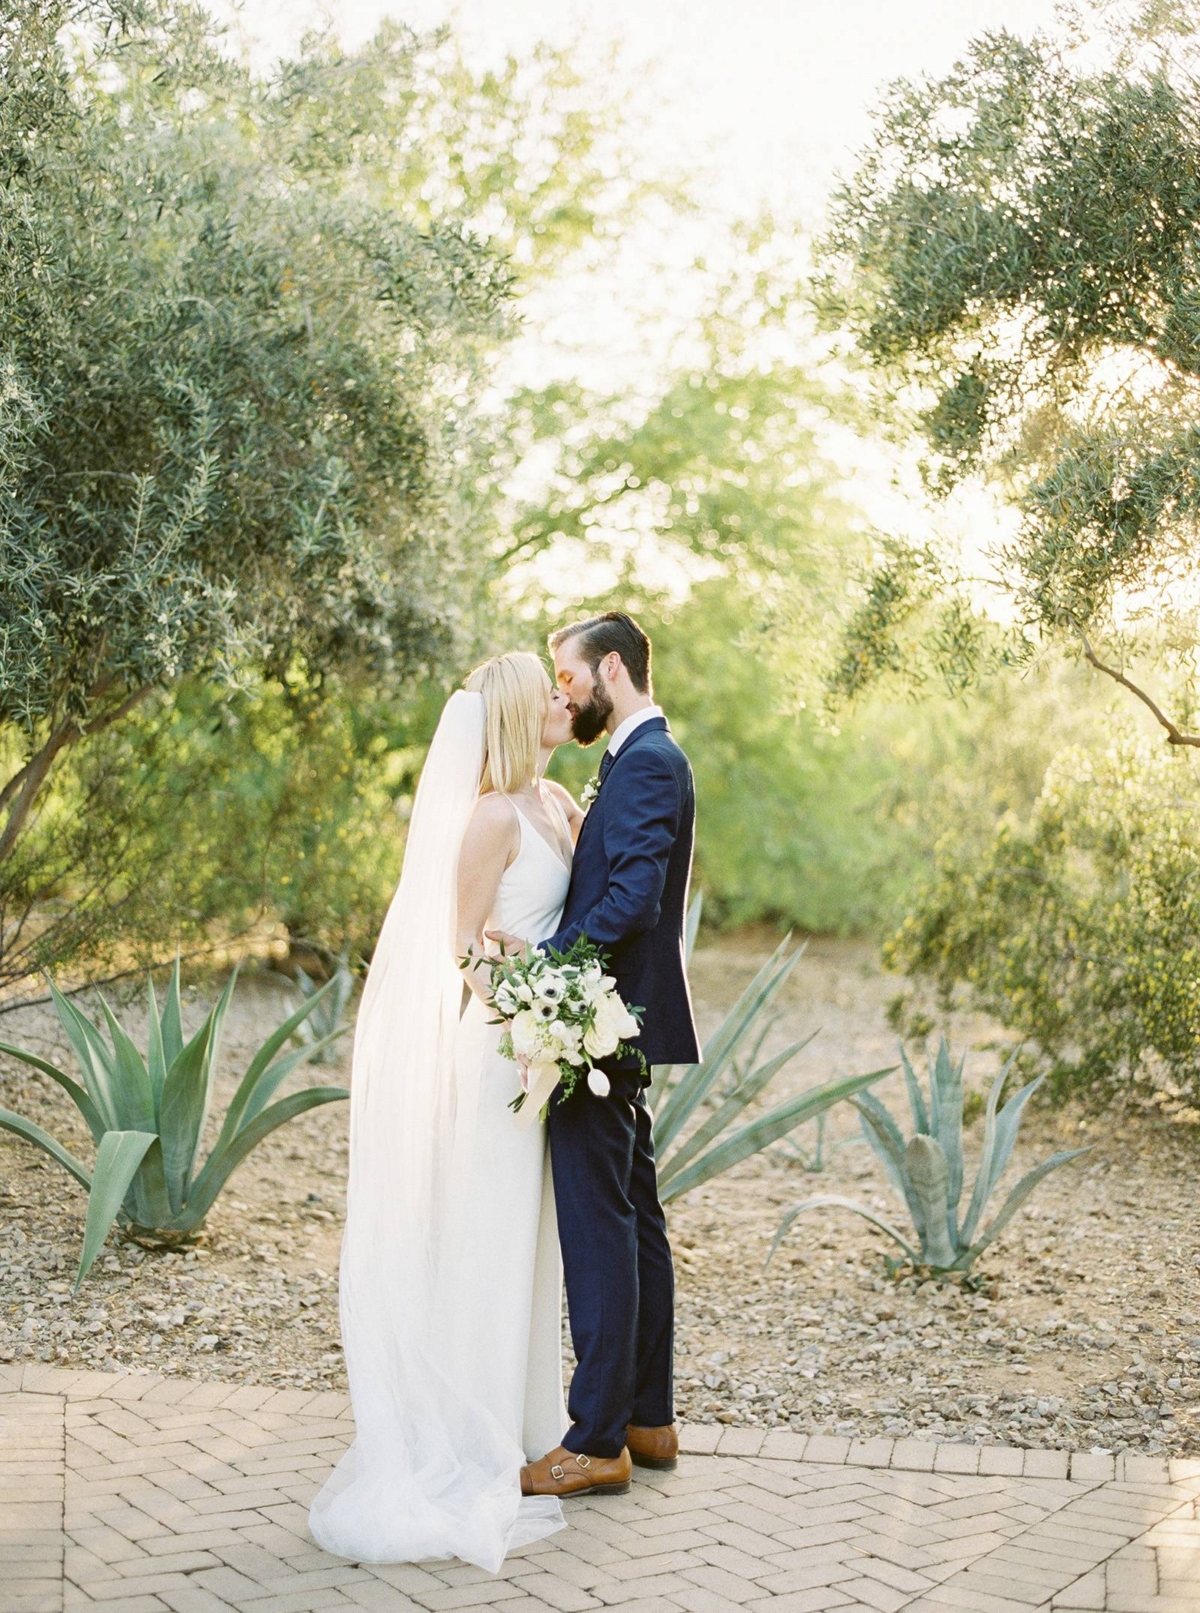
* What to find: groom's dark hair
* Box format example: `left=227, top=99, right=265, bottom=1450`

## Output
left=548, top=610, right=652, bottom=694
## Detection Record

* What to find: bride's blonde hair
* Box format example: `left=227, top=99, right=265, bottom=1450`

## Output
left=463, top=651, right=551, bottom=795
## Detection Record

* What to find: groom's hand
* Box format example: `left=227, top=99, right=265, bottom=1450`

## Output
left=486, top=929, right=533, bottom=958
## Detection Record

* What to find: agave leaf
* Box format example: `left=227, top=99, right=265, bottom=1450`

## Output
left=73, top=1130, right=158, bottom=1290
left=653, top=936, right=795, bottom=1149
left=647, top=1060, right=676, bottom=1115
left=766, top=1194, right=921, bottom=1267
left=0, top=1107, right=93, bottom=1191
left=158, top=1016, right=216, bottom=1215
left=963, top=1147, right=1092, bottom=1266
left=125, top=1135, right=175, bottom=1232
left=96, top=995, right=156, bottom=1131
left=658, top=1032, right=817, bottom=1187
left=660, top=1064, right=893, bottom=1203
left=959, top=1052, right=1033, bottom=1248
left=186, top=1086, right=348, bottom=1222
left=684, top=890, right=703, bottom=963
left=0, top=1039, right=106, bottom=1141
left=654, top=937, right=802, bottom=1152
left=852, top=1091, right=928, bottom=1243
left=905, top=1134, right=956, bottom=1267
left=236, top=1029, right=349, bottom=1132
left=926, top=1041, right=941, bottom=1147
left=145, top=977, right=167, bottom=1113
left=161, top=955, right=185, bottom=1070
left=47, top=980, right=119, bottom=1131
left=899, top=1045, right=929, bottom=1136
left=210, top=975, right=343, bottom=1155
left=932, top=1043, right=965, bottom=1239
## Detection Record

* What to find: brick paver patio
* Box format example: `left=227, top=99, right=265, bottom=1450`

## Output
left=3, top=1364, right=1198, bottom=1613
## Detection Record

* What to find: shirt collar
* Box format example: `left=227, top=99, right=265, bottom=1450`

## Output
left=606, top=704, right=664, bottom=759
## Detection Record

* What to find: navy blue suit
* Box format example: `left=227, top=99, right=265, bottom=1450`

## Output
left=539, top=715, right=699, bottom=1457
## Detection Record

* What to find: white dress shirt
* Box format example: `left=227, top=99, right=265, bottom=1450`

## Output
left=606, top=703, right=664, bottom=759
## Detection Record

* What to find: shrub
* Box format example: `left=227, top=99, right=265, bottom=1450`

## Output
left=887, top=728, right=1200, bottom=1106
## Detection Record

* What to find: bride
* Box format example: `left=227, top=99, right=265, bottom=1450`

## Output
left=308, top=652, right=583, bottom=1572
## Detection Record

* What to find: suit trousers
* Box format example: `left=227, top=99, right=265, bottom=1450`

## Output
left=548, top=1069, right=675, bottom=1458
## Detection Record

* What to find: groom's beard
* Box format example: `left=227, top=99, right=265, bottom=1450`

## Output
left=570, top=679, right=613, bottom=745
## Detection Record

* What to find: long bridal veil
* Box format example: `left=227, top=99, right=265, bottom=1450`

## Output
left=308, top=689, right=565, bottom=1570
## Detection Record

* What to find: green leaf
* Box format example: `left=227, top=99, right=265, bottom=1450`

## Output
left=905, top=1134, right=955, bottom=1267
left=47, top=980, right=119, bottom=1131
left=145, top=977, right=167, bottom=1115
left=209, top=975, right=342, bottom=1156
left=97, top=994, right=156, bottom=1132
left=852, top=1090, right=927, bottom=1242
left=161, top=956, right=184, bottom=1071
left=659, top=1064, right=893, bottom=1203
left=237, top=1030, right=348, bottom=1132
left=74, top=1130, right=158, bottom=1290
left=684, top=890, right=703, bottom=963
left=158, top=1017, right=216, bottom=1215
left=766, top=1193, right=921, bottom=1268
left=959, top=1051, right=1032, bottom=1248
left=658, top=1032, right=817, bottom=1187
left=964, top=1147, right=1092, bottom=1266
left=186, top=1086, right=348, bottom=1223
left=899, top=1045, right=929, bottom=1136
left=654, top=936, right=802, bottom=1152
left=0, top=1107, right=93, bottom=1192
left=931, top=1038, right=965, bottom=1239
left=0, top=1039, right=106, bottom=1141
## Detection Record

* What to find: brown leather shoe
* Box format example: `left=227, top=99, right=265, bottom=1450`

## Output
left=626, top=1422, right=678, bottom=1470
left=521, top=1444, right=632, bottom=1497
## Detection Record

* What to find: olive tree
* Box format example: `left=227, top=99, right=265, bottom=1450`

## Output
left=0, top=1, right=643, bottom=988
left=817, top=0, right=1200, bottom=735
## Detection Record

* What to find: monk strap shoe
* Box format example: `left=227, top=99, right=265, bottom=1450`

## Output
left=520, top=1444, right=632, bottom=1496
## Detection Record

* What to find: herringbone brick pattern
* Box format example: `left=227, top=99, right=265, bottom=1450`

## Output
left=2, top=1365, right=1198, bottom=1613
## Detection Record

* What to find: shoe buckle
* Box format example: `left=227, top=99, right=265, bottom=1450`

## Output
left=550, top=1463, right=565, bottom=1480
left=576, top=1453, right=591, bottom=1469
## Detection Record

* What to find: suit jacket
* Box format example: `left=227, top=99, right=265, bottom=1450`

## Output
left=540, top=715, right=701, bottom=1074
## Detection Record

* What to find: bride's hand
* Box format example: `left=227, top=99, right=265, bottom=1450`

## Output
left=486, top=928, right=531, bottom=958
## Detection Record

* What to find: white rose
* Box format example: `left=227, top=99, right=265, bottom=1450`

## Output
left=583, top=1013, right=620, bottom=1059
left=516, top=982, right=534, bottom=1004
left=509, top=1009, right=540, bottom=1058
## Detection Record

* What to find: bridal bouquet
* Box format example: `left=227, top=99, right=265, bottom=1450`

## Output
left=470, top=936, right=645, bottom=1123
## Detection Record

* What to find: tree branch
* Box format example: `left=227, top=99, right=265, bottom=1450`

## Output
left=1077, top=630, right=1200, bottom=748
left=0, top=683, right=156, bottom=863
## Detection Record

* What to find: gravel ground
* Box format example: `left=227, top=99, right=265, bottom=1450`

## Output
left=2, top=936, right=1198, bottom=1457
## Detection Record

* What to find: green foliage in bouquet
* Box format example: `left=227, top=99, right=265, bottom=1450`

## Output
left=650, top=905, right=894, bottom=1203
left=0, top=964, right=348, bottom=1288
left=888, top=728, right=1200, bottom=1107
left=767, top=1038, right=1090, bottom=1277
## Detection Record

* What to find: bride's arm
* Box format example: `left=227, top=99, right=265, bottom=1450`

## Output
left=456, top=795, right=520, bottom=1004
left=543, top=778, right=584, bottom=844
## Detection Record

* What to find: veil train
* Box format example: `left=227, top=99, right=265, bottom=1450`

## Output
left=307, top=690, right=565, bottom=1569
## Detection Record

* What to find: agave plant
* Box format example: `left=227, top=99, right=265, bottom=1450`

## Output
left=650, top=901, right=894, bottom=1203
left=292, top=950, right=355, bottom=1065
left=0, top=962, right=349, bottom=1288
left=767, top=1037, right=1091, bottom=1277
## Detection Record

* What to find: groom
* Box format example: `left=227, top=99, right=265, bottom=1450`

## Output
left=490, top=610, right=700, bottom=1498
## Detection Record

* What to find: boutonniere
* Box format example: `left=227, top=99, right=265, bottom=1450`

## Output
left=580, top=774, right=601, bottom=811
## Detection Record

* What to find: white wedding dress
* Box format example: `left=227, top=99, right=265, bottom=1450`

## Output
left=445, top=800, right=572, bottom=1464
left=308, top=690, right=573, bottom=1574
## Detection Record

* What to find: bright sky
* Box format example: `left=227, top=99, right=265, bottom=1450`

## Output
left=219, top=0, right=1059, bottom=219
left=212, top=0, right=1065, bottom=600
